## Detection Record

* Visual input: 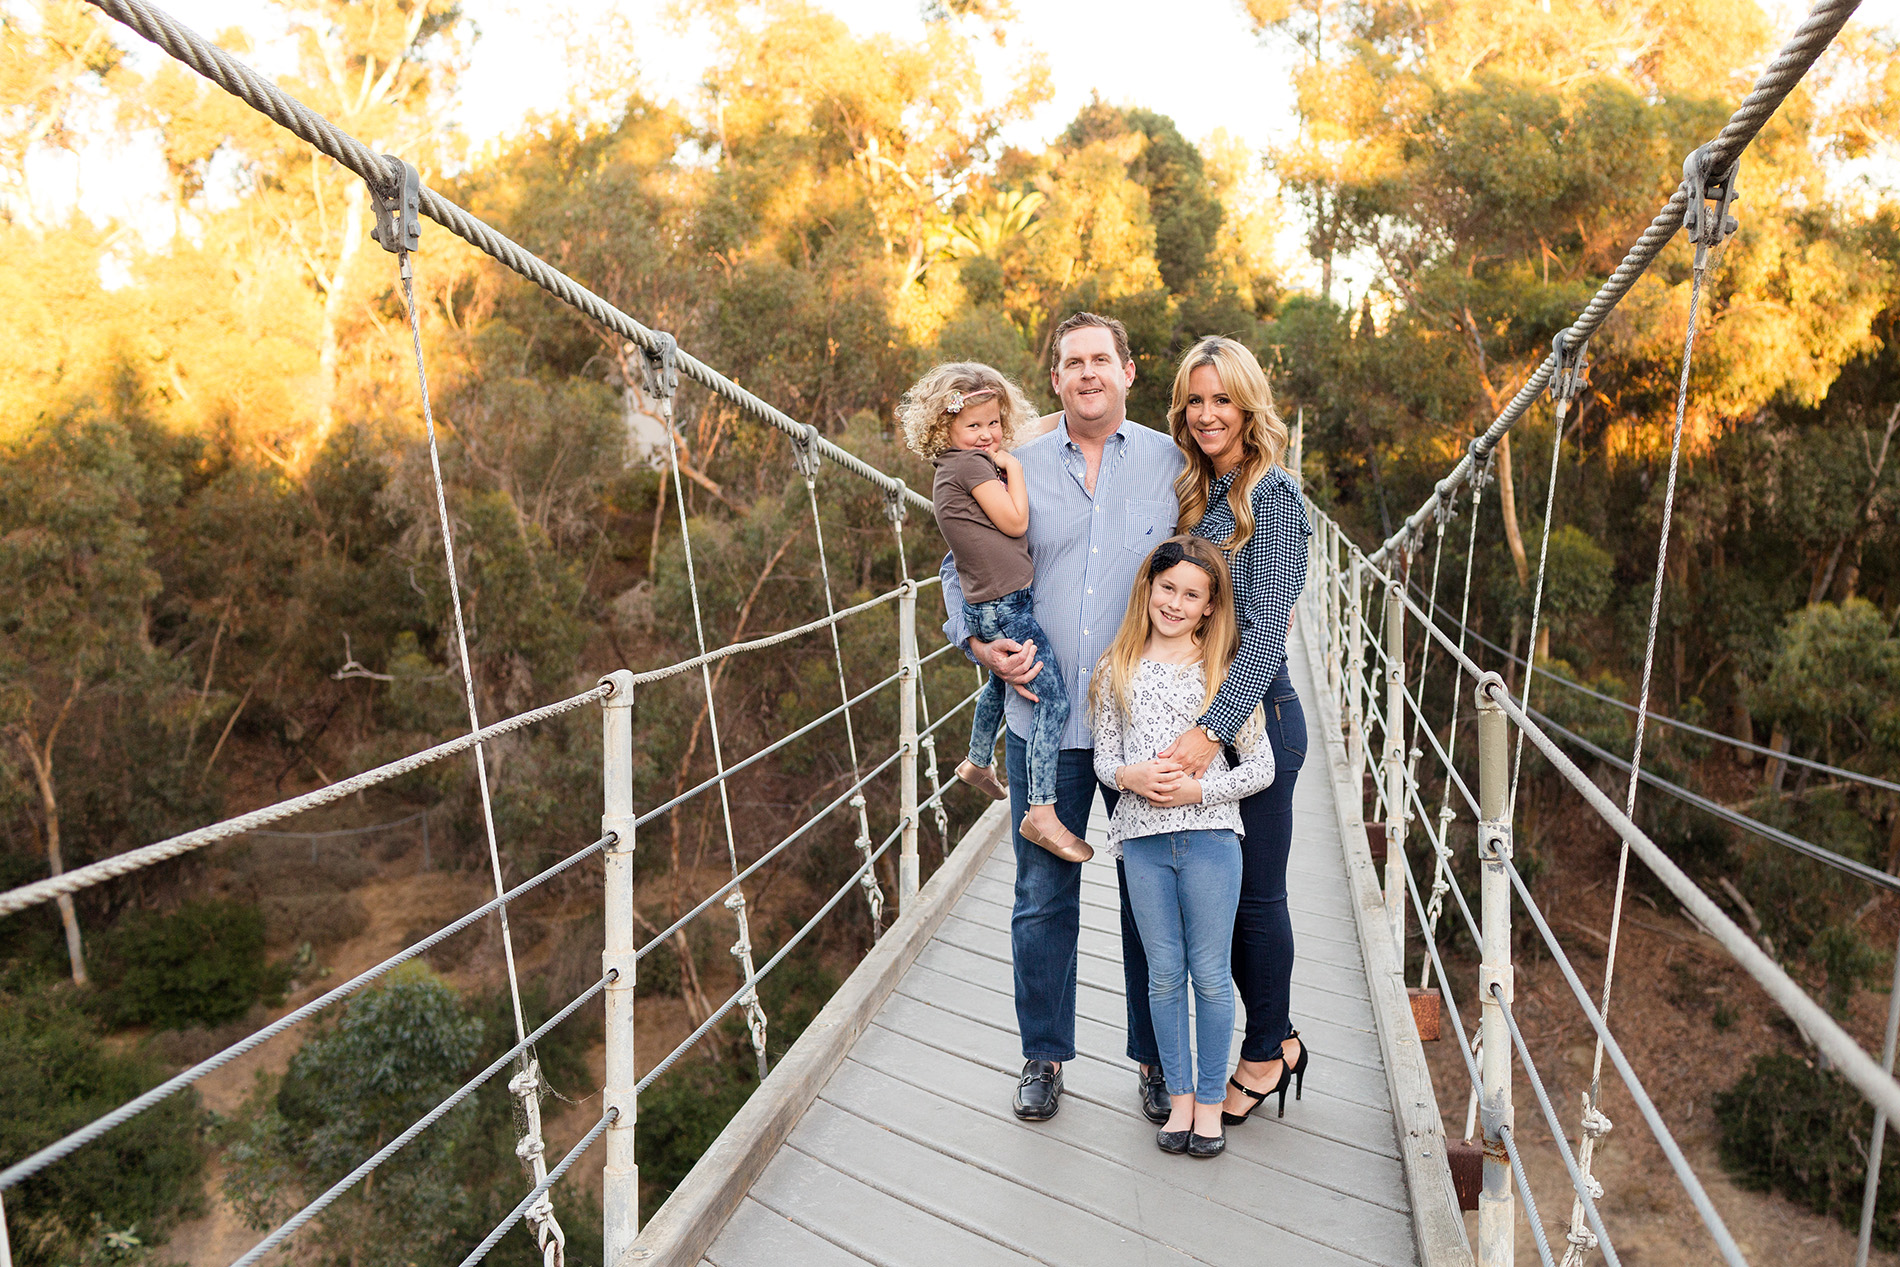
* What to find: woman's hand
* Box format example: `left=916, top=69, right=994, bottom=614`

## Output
left=1158, top=727, right=1221, bottom=778
left=1117, top=758, right=1188, bottom=802
left=1146, top=778, right=1204, bottom=808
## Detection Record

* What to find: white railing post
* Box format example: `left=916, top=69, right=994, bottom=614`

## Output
left=1347, top=555, right=1367, bottom=788
left=1476, top=672, right=1516, bottom=1267
left=599, top=669, right=639, bottom=1266
left=897, top=580, right=920, bottom=903
left=1324, top=521, right=1342, bottom=697
left=1383, top=581, right=1408, bottom=955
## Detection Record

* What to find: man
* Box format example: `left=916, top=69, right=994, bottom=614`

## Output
left=940, top=312, right=1184, bottom=1122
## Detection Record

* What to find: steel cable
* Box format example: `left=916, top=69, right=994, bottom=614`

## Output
left=0, top=684, right=610, bottom=918
left=0, top=836, right=607, bottom=1192
left=1362, top=0, right=1863, bottom=567
left=81, top=0, right=933, bottom=519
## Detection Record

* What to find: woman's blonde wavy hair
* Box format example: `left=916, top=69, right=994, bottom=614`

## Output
left=1168, top=337, right=1288, bottom=554
left=898, top=362, right=1035, bottom=460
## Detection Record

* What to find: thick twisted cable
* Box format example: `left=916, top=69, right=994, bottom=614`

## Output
left=81, top=0, right=932, bottom=519
left=1332, top=517, right=1891, bottom=886
left=0, top=684, right=610, bottom=917
left=1498, top=1124, right=1562, bottom=1267
left=398, top=255, right=528, bottom=1046
left=1527, top=704, right=1900, bottom=893
left=1488, top=681, right=1900, bottom=1121
left=1336, top=524, right=1900, bottom=1116
left=0, top=835, right=606, bottom=1192
left=627, top=582, right=914, bottom=687
left=230, top=974, right=610, bottom=1267
left=1510, top=407, right=1569, bottom=815
left=1403, top=589, right=1900, bottom=794
left=458, top=1111, right=614, bottom=1267
left=1362, top=0, right=1862, bottom=566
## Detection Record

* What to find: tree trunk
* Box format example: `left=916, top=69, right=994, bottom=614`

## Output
left=1764, top=726, right=1790, bottom=793
left=17, top=730, right=86, bottom=986
left=1494, top=432, right=1530, bottom=587
left=312, top=178, right=367, bottom=457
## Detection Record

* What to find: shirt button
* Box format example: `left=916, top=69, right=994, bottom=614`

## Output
left=1091, top=546, right=1098, bottom=553
left=1083, top=629, right=1090, bottom=635
left=1087, top=587, right=1093, bottom=594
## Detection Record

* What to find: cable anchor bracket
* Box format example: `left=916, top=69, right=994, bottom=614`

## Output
left=790, top=423, right=823, bottom=483
left=367, top=155, right=421, bottom=255
left=1682, top=144, right=1741, bottom=266
left=1548, top=331, right=1590, bottom=407
left=639, top=332, right=680, bottom=404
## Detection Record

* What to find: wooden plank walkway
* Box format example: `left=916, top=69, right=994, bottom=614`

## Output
left=698, top=617, right=1416, bottom=1267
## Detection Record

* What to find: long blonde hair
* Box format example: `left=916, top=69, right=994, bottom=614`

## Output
left=1168, top=337, right=1288, bottom=553
left=1090, top=537, right=1239, bottom=724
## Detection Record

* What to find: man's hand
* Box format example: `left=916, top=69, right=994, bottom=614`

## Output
left=1158, top=727, right=1222, bottom=779
left=1117, top=758, right=1188, bottom=802
left=969, top=635, right=1044, bottom=703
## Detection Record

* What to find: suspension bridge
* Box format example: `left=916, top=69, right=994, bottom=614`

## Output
left=2, top=0, right=1895, bottom=1263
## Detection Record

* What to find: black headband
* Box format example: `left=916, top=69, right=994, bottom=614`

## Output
left=1148, top=540, right=1208, bottom=580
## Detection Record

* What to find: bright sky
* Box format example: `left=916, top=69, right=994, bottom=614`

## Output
left=29, top=0, right=1900, bottom=296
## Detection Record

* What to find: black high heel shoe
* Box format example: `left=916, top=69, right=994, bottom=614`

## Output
left=1221, top=1031, right=1311, bottom=1124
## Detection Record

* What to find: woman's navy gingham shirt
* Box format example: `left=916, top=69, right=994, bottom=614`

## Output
left=1190, top=464, right=1313, bottom=742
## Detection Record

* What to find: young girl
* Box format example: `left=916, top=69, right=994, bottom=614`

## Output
left=900, top=364, right=1094, bottom=862
left=900, top=363, right=1090, bottom=862
left=1091, top=536, right=1274, bottom=1157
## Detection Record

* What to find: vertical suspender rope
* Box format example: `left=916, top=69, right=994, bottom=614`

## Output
left=885, top=493, right=950, bottom=847
left=1559, top=147, right=1739, bottom=1267
left=1509, top=333, right=1590, bottom=816
left=1422, top=456, right=1489, bottom=983
left=378, top=164, right=565, bottom=1267
left=790, top=426, right=887, bottom=935
left=646, top=338, right=771, bottom=1080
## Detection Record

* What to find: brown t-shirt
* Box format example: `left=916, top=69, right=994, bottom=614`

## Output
left=932, top=448, right=1034, bottom=604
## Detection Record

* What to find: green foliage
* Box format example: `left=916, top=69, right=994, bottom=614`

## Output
left=1809, top=924, right=1887, bottom=1017
left=95, top=899, right=286, bottom=1029
left=223, top=967, right=483, bottom=1267
left=1716, top=1053, right=1900, bottom=1249
left=0, top=976, right=205, bottom=1267
left=1748, top=599, right=1900, bottom=772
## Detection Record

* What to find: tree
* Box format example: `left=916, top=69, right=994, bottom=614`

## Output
left=224, top=967, right=484, bottom=1267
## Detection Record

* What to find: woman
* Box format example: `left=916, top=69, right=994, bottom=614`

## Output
left=1132, top=335, right=1313, bottom=1124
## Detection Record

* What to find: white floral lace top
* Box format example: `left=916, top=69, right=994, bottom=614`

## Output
left=1090, top=658, right=1275, bottom=855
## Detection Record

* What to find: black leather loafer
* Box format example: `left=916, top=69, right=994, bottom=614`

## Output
left=1138, top=1066, right=1169, bottom=1124
left=1013, top=1060, right=1062, bottom=1120
left=1156, top=1127, right=1191, bottom=1154
left=1187, top=1130, right=1226, bottom=1159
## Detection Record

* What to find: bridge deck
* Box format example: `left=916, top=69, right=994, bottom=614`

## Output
left=698, top=617, right=1419, bottom=1266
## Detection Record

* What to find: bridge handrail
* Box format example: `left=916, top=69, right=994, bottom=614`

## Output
left=1310, top=500, right=1900, bottom=1265
left=1364, top=0, right=1863, bottom=567
left=0, top=581, right=936, bottom=920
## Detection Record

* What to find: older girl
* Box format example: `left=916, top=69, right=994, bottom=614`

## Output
left=1093, top=536, right=1273, bottom=1157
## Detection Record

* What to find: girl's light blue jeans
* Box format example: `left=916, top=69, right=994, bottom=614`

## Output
left=1120, top=828, right=1243, bottom=1104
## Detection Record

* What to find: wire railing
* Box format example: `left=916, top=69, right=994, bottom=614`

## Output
left=1309, top=503, right=1900, bottom=1266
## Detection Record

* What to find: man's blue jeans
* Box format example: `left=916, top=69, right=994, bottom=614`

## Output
left=1120, top=829, right=1243, bottom=1104
left=966, top=587, right=1067, bottom=805
left=1005, top=732, right=1117, bottom=1062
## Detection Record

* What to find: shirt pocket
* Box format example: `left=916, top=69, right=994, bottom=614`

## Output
left=1123, top=497, right=1177, bottom=552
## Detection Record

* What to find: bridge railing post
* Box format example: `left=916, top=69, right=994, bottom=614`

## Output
left=1347, top=556, right=1366, bottom=789
left=1476, top=673, right=1516, bottom=1266
left=897, top=581, right=920, bottom=904
left=1324, top=521, right=1342, bottom=697
left=599, top=670, right=639, bottom=1265
left=1383, top=581, right=1408, bottom=955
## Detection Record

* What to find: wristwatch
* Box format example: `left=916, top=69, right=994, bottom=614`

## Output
left=1200, top=725, right=1223, bottom=746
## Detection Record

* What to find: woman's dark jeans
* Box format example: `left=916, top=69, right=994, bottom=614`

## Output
left=1122, top=663, right=1307, bottom=1066
left=964, top=586, right=1068, bottom=805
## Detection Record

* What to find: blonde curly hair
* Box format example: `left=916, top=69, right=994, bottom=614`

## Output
left=898, top=362, right=1035, bottom=460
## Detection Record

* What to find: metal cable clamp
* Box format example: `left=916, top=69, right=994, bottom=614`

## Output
left=367, top=154, right=420, bottom=254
